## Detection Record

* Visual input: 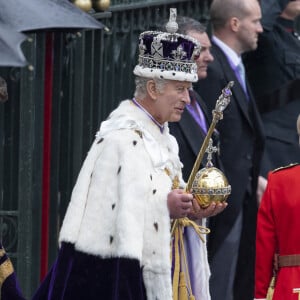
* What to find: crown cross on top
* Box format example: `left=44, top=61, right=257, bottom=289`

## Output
left=133, top=8, right=200, bottom=82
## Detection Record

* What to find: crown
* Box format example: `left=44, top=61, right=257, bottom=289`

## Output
left=133, top=8, right=201, bottom=82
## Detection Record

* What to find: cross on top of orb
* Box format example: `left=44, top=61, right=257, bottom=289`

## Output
left=205, top=138, right=218, bottom=167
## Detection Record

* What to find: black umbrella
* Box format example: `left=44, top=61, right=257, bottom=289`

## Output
left=0, top=0, right=103, bottom=32
left=0, top=22, right=27, bottom=67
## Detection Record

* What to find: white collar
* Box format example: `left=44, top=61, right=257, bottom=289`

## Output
left=212, top=35, right=242, bottom=67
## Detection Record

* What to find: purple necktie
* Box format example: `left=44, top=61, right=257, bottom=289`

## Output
left=186, top=93, right=208, bottom=133
left=235, top=61, right=250, bottom=100
left=236, top=62, right=246, bottom=89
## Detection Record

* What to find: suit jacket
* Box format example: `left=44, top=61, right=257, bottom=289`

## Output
left=260, top=100, right=300, bottom=177
left=169, top=90, right=221, bottom=183
left=244, top=17, right=300, bottom=113
left=196, top=42, right=265, bottom=299
left=255, top=164, right=300, bottom=300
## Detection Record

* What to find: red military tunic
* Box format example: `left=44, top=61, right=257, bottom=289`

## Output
left=255, top=164, right=300, bottom=299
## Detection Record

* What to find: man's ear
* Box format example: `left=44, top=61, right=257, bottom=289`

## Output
left=230, top=17, right=240, bottom=32
left=147, top=80, right=158, bottom=100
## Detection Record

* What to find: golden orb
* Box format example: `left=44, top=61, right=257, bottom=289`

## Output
left=92, top=0, right=111, bottom=11
left=73, top=0, right=92, bottom=12
left=191, top=166, right=231, bottom=208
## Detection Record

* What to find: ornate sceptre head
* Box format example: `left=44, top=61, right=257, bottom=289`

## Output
left=186, top=81, right=234, bottom=207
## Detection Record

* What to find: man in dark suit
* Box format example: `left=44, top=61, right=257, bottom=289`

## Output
left=244, top=0, right=300, bottom=109
left=244, top=0, right=300, bottom=177
left=196, top=0, right=266, bottom=299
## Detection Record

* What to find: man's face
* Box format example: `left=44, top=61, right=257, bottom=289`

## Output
left=187, top=31, right=214, bottom=79
left=237, top=0, right=263, bottom=53
left=154, top=80, right=192, bottom=123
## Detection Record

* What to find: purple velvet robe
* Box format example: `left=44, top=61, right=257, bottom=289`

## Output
left=0, top=243, right=26, bottom=300
left=32, top=242, right=146, bottom=300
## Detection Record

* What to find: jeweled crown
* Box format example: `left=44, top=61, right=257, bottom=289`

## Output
left=133, top=8, right=201, bottom=82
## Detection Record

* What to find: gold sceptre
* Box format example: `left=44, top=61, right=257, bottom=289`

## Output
left=171, top=81, right=234, bottom=236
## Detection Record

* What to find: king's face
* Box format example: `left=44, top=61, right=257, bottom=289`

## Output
left=153, top=80, right=192, bottom=124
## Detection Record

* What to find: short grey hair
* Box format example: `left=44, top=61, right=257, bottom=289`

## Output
left=210, top=0, right=256, bottom=31
left=134, top=76, right=167, bottom=98
left=176, top=16, right=207, bottom=35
